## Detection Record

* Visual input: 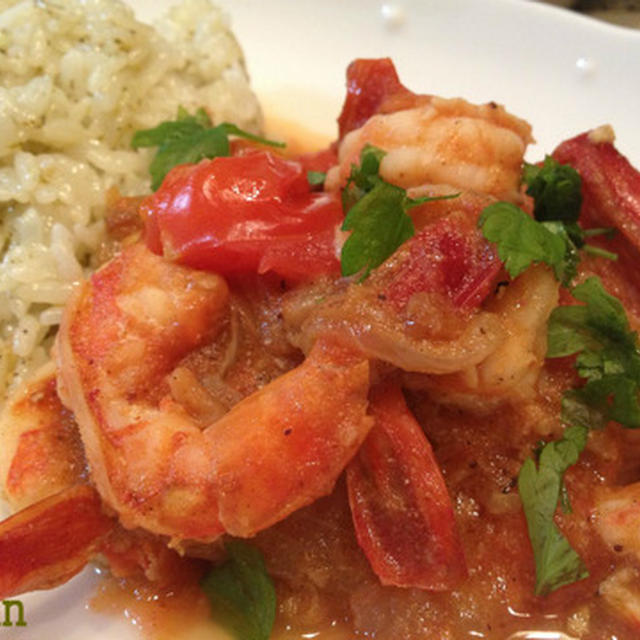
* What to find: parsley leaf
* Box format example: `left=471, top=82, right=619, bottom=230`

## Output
left=477, top=202, right=570, bottom=281
left=524, top=157, right=617, bottom=265
left=518, top=425, right=589, bottom=596
left=340, top=145, right=457, bottom=280
left=341, top=144, right=387, bottom=212
left=495, top=157, right=625, bottom=599
left=200, top=539, right=276, bottom=640
left=132, top=107, right=285, bottom=190
left=547, top=276, right=640, bottom=429
left=479, top=157, right=616, bottom=288
left=307, top=170, right=327, bottom=187
left=523, top=156, right=582, bottom=224
left=341, top=181, right=417, bottom=280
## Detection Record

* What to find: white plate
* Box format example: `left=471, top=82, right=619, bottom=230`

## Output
left=138, top=0, right=640, bottom=164
left=10, top=1, right=640, bottom=639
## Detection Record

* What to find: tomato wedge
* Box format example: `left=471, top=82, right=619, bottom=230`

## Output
left=346, top=383, right=467, bottom=590
left=337, top=58, right=428, bottom=139
left=140, top=150, right=343, bottom=281
left=552, top=130, right=640, bottom=254
left=552, top=130, right=640, bottom=307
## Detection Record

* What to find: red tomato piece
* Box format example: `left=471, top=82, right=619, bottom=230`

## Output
left=295, top=147, right=338, bottom=175
left=553, top=131, right=640, bottom=299
left=552, top=131, right=640, bottom=253
left=384, top=216, right=501, bottom=311
left=140, top=151, right=343, bottom=280
left=346, top=383, right=467, bottom=590
left=337, top=58, right=419, bottom=139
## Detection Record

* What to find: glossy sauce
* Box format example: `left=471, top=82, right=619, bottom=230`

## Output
left=87, top=127, right=639, bottom=639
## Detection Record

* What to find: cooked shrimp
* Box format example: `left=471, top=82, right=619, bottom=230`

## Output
left=594, top=482, right=640, bottom=562
left=283, top=194, right=504, bottom=375
left=327, top=96, right=532, bottom=201
left=55, top=243, right=372, bottom=543
left=598, top=567, right=640, bottom=631
left=0, top=484, right=113, bottom=598
left=414, top=265, right=560, bottom=407
left=0, top=362, right=86, bottom=511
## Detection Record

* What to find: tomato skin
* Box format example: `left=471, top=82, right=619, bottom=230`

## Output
left=296, top=147, right=338, bottom=175
left=346, top=383, right=467, bottom=590
left=140, top=151, right=343, bottom=280
left=552, top=132, right=640, bottom=244
left=337, top=58, right=430, bottom=139
left=384, top=216, right=501, bottom=312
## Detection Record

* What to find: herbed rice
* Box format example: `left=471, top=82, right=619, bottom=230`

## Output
left=0, top=0, right=262, bottom=401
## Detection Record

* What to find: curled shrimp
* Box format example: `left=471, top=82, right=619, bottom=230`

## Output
left=411, top=264, right=560, bottom=407
left=55, top=243, right=373, bottom=543
left=0, top=365, right=208, bottom=598
left=327, top=93, right=532, bottom=201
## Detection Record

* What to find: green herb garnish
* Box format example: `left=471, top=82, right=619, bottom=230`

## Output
left=523, top=156, right=582, bottom=224
left=478, top=202, right=570, bottom=282
left=307, top=170, right=327, bottom=188
left=132, top=107, right=285, bottom=190
left=200, top=540, right=276, bottom=640
left=548, top=276, right=640, bottom=429
left=478, top=157, right=625, bottom=597
left=479, top=157, right=616, bottom=287
left=518, top=425, right=589, bottom=596
left=340, top=145, right=457, bottom=280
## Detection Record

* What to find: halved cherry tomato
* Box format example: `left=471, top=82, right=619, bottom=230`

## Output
left=346, top=383, right=467, bottom=590
left=140, top=150, right=343, bottom=281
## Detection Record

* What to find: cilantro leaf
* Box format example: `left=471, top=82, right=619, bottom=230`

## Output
left=341, top=144, right=387, bottom=212
left=480, top=156, right=616, bottom=288
left=132, top=107, right=285, bottom=190
left=340, top=145, right=458, bottom=280
left=341, top=181, right=416, bottom=279
left=200, top=540, right=276, bottom=640
left=518, top=425, right=589, bottom=596
left=547, top=276, right=640, bottom=429
left=477, top=202, right=568, bottom=281
left=307, top=170, right=326, bottom=187
left=523, top=156, right=582, bottom=224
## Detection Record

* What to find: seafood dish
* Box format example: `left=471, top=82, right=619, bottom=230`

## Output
left=2, top=2, right=640, bottom=640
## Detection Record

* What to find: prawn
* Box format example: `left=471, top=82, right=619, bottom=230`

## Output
left=0, top=362, right=86, bottom=511
left=326, top=62, right=532, bottom=202
left=55, top=242, right=373, bottom=543
left=593, top=482, right=640, bottom=631
left=0, top=363, right=207, bottom=598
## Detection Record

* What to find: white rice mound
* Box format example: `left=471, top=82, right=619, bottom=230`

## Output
left=0, top=0, right=262, bottom=400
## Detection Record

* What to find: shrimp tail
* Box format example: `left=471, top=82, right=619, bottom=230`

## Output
left=0, top=484, right=113, bottom=598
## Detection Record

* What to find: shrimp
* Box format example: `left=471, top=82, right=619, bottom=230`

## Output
left=413, top=264, right=560, bottom=407
left=327, top=94, right=533, bottom=201
left=55, top=242, right=373, bottom=543
left=0, top=362, right=205, bottom=598
left=0, top=362, right=87, bottom=511
left=284, top=191, right=557, bottom=405
left=594, top=482, right=640, bottom=562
